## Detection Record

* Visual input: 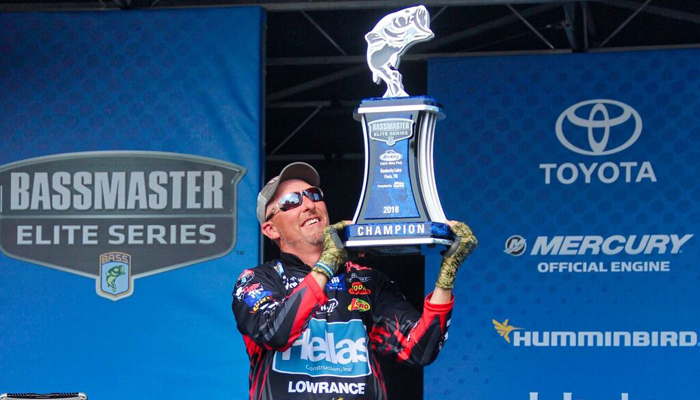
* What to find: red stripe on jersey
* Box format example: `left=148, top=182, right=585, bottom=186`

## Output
left=396, top=294, right=453, bottom=361
left=369, top=354, right=387, bottom=397
left=369, top=325, right=392, bottom=354
left=279, top=277, right=328, bottom=351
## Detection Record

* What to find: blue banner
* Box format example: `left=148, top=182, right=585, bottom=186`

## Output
left=0, top=8, right=263, bottom=399
left=427, top=49, right=700, bottom=400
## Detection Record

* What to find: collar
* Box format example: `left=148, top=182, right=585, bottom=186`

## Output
left=279, top=252, right=312, bottom=270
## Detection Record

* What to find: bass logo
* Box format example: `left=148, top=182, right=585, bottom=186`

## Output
left=98, top=252, right=132, bottom=300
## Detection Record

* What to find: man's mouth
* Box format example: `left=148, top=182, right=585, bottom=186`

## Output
left=302, top=217, right=320, bottom=227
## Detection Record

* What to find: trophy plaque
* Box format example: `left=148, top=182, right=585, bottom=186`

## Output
left=344, top=5, right=453, bottom=253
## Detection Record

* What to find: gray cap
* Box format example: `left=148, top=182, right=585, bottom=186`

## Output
left=256, top=162, right=321, bottom=224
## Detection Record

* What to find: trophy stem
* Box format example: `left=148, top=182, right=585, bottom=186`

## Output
left=418, top=111, right=447, bottom=223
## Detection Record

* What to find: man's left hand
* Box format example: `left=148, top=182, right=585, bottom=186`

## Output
left=435, top=221, right=478, bottom=290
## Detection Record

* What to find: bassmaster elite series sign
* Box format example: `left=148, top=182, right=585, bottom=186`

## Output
left=0, top=151, right=246, bottom=300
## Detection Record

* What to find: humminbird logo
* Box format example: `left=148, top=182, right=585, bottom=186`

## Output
left=494, top=319, right=698, bottom=347
left=0, top=151, right=246, bottom=300
left=541, top=99, right=656, bottom=185
left=505, top=234, right=692, bottom=274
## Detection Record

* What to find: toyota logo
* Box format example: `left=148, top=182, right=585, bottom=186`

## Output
left=555, top=99, right=642, bottom=156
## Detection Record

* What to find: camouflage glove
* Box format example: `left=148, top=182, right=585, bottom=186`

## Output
left=436, top=222, right=478, bottom=290
left=313, top=221, right=349, bottom=279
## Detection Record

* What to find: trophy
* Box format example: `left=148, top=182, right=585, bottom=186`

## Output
left=344, top=5, right=453, bottom=253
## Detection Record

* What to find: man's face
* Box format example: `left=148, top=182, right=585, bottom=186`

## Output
left=263, top=179, right=329, bottom=251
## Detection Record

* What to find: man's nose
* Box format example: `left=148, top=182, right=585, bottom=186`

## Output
left=299, top=194, right=316, bottom=211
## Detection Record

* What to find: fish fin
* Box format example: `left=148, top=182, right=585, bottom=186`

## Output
left=365, top=32, right=384, bottom=45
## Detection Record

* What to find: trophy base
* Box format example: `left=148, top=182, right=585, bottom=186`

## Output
left=344, top=221, right=453, bottom=255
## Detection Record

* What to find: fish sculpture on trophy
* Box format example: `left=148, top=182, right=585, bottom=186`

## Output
left=344, top=5, right=454, bottom=253
left=365, top=5, right=434, bottom=98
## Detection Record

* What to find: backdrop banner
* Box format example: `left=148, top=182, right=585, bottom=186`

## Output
left=0, top=8, right=263, bottom=399
left=426, top=49, right=700, bottom=400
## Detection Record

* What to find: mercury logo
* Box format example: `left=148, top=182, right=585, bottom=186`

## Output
left=555, top=99, right=642, bottom=156
left=530, top=234, right=692, bottom=256
left=504, top=235, right=526, bottom=256
left=505, top=234, right=693, bottom=256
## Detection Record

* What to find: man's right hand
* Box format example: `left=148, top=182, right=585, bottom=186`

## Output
left=313, top=221, right=350, bottom=279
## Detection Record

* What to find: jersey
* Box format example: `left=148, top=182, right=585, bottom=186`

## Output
left=231, top=252, right=453, bottom=400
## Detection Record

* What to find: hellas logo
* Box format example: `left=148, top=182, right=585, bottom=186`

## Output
left=273, top=319, right=371, bottom=377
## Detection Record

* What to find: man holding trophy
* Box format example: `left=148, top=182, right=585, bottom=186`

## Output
left=231, top=6, right=477, bottom=400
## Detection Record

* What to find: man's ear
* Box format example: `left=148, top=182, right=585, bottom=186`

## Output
left=261, top=221, right=280, bottom=241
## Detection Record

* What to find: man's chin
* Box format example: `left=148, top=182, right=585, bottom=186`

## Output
left=304, top=231, right=324, bottom=246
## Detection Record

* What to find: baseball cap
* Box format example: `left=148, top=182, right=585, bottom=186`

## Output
left=256, top=162, right=321, bottom=224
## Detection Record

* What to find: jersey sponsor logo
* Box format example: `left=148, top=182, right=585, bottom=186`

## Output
left=274, top=262, right=284, bottom=276
left=348, top=273, right=371, bottom=283
left=287, top=380, right=366, bottom=395
left=250, top=295, right=274, bottom=312
left=348, top=282, right=371, bottom=295
left=346, top=261, right=371, bottom=272
left=273, top=318, right=371, bottom=377
left=284, top=275, right=302, bottom=291
left=235, top=281, right=264, bottom=301
left=243, top=283, right=273, bottom=311
left=347, top=298, right=370, bottom=312
left=326, top=274, right=346, bottom=291
left=315, top=298, right=339, bottom=316
left=236, top=269, right=255, bottom=288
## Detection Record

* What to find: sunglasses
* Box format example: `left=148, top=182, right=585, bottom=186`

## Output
left=265, top=187, right=324, bottom=221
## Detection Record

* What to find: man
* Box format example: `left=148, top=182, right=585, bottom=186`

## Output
left=232, top=162, right=477, bottom=400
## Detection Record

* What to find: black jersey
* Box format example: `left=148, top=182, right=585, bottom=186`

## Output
left=231, top=252, right=453, bottom=400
